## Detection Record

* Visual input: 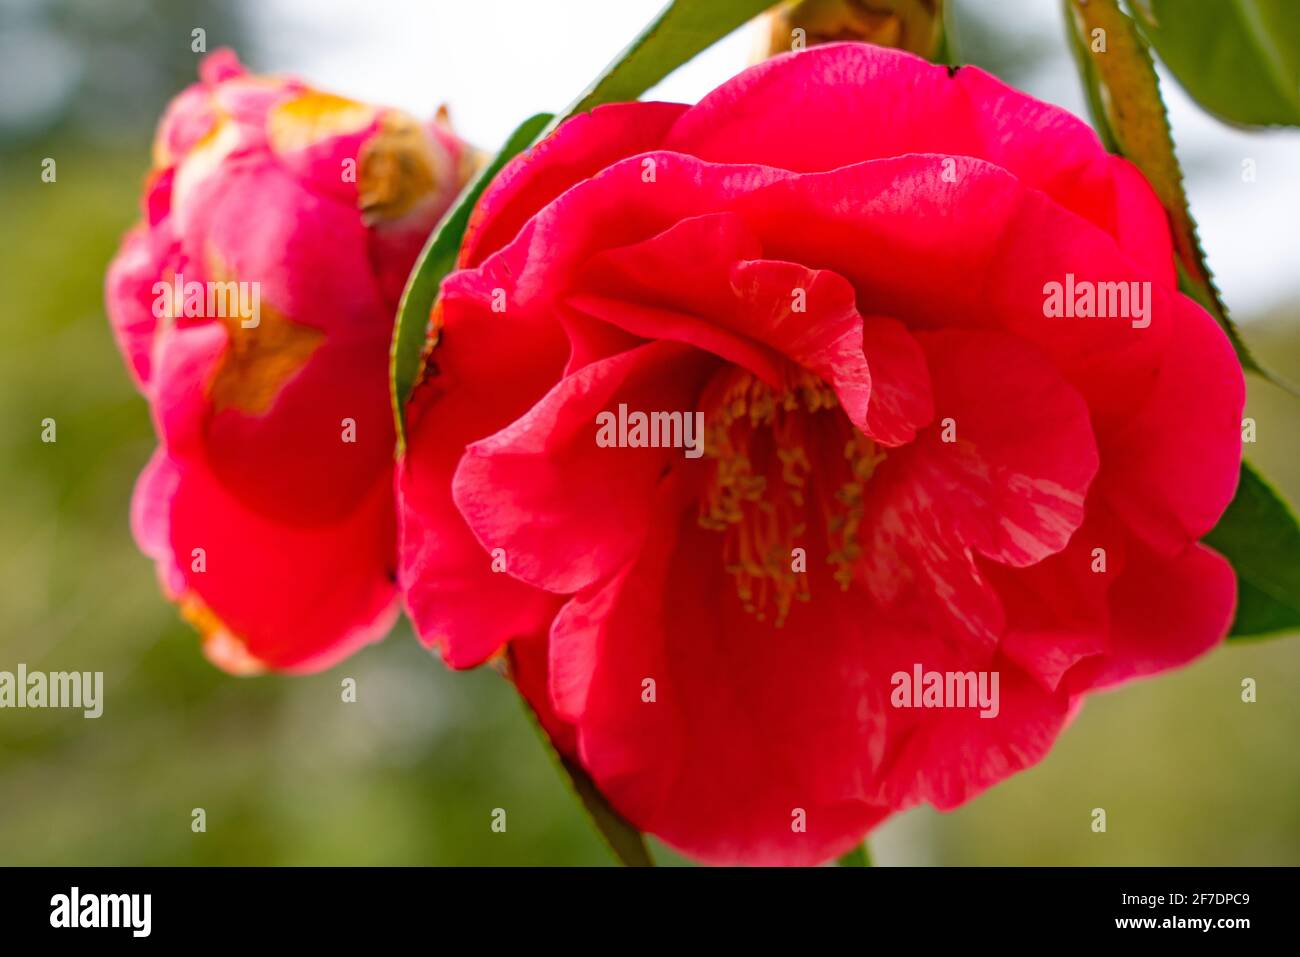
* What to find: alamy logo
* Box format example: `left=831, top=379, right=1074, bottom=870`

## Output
left=0, top=664, right=102, bottom=718
left=890, top=664, right=1000, bottom=718
left=1042, top=272, right=1151, bottom=328
left=151, top=272, right=261, bottom=328
left=595, top=404, right=704, bottom=459
left=50, top=887, right=151, bottom=937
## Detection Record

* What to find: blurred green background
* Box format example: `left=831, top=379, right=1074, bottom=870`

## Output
left=0, top=0, right=1297, bottom=865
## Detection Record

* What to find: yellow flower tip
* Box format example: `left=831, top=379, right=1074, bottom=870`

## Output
left=202, top=257, right=325, bottom=417
left=179, top=595, right=267, bottom=676
left=267, top=90, right=378, bottom=156
left=357, top=111, right=446, bottom=225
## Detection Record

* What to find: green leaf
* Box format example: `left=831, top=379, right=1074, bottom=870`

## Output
left=1066, top=2, right=1300, bottom=639
left=556, top=753, right=655, bottom=867
left=836, top=842, right=872, bottom=866
left=1205, top=462, right=1300, bottom=639
left=1130, top=0, right=1300, bottom=127
left=515, top=681, right=654, bottom=867
left=1062, top=0, right=1267, bottom=379
left=562, top=0, right=776, bottom=120
left=388, top=112, right=552, bottom=446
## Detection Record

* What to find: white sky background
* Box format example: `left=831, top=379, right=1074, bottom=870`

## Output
left=243, top=0, right=1299, bottom=320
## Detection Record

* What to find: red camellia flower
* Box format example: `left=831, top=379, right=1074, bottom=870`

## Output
left=107, top=50, right=474, bottom=673
left=398, top=44, right=1244, bottom=864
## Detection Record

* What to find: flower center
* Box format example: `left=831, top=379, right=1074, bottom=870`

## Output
left=697, top=369, right=885, bottom=626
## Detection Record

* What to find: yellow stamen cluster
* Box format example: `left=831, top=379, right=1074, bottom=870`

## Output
left=698, top=369, right=884, bottom=626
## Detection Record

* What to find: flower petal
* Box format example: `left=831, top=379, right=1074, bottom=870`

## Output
left=134, top=451, right=399, bottom=673
left=398, top=268, right=571, bottom=667
left=554, top=511, right=894, bottom=866
left=664, top=43, right=1173, bottom=280
left=453, top=341, right=716, bottom=596
left=462, top=101, right=689, bottom=267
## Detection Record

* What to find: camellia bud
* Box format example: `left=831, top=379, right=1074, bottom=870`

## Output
left=760, top=0, right=945, bottom=60
left=106, top=50, right=475, bottom=673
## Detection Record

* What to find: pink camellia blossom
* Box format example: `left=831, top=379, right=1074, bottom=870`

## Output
left=107, top=50, right=474, bottom=673
left=398, top=44, right=1244, bottom=864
